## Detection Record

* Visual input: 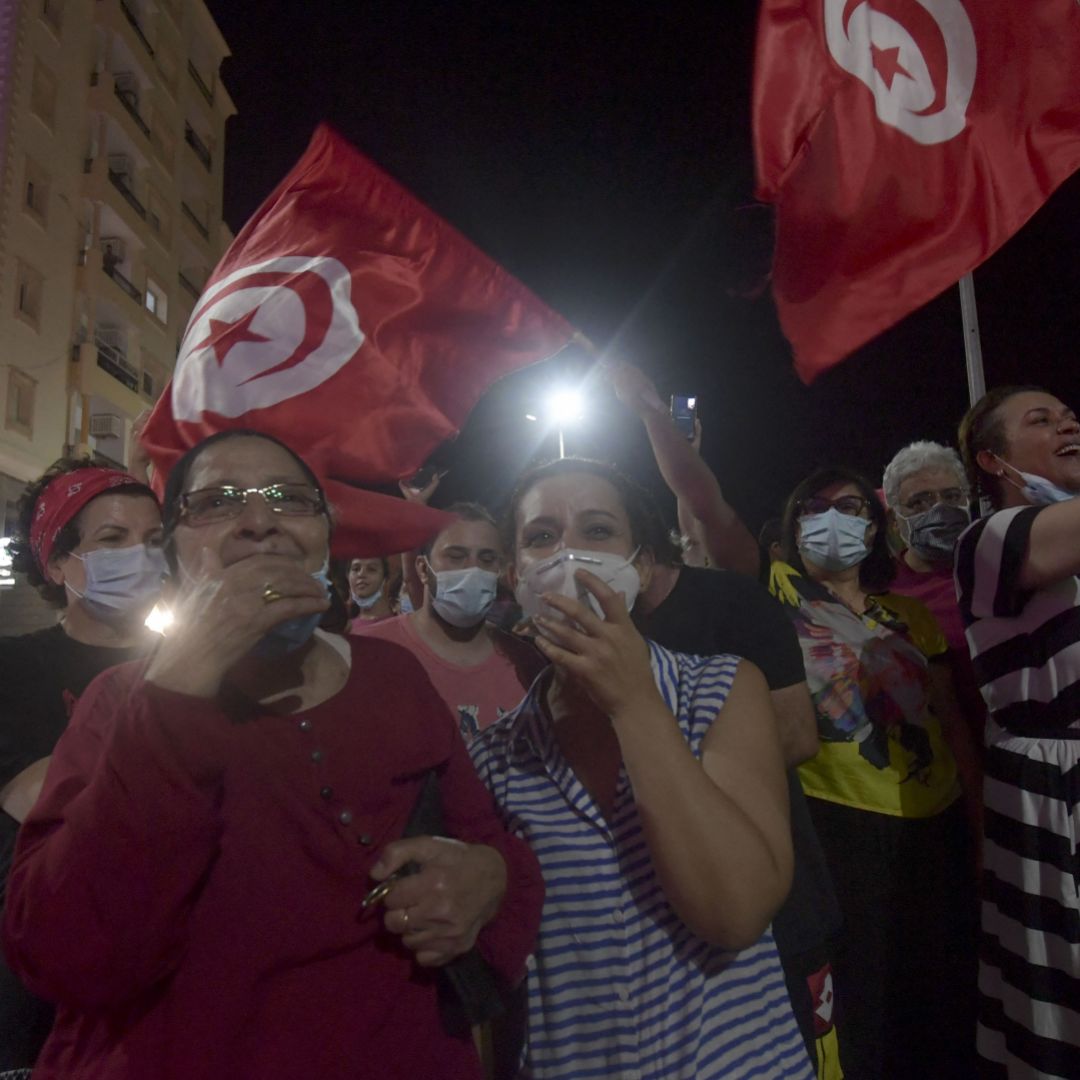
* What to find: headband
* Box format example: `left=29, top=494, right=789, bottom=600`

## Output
left=30, top=468, right=142, bottom=573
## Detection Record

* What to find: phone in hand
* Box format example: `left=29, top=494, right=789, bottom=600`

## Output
left=405, top=465, right=439, bottom=491
left=670, top=395, right=697, bottom=440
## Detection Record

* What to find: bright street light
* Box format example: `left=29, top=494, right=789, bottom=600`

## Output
left=545, top=388, right=586, bottom=426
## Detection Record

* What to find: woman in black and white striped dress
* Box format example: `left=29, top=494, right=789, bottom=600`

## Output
left=956, top=387, right=1080, bottom=1079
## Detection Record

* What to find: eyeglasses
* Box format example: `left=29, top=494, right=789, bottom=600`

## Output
left=798, top=495, right=870, bottom=518
left=179, top=484, right=326, bottom=525
left=898, top=488, right=968, bottom=516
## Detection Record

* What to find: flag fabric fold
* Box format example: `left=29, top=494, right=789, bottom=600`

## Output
left=753, top=0, right=1080, bottom=382
left=143, top=123, right=574, bottom=555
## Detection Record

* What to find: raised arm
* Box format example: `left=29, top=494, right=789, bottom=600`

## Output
left=1018, top=500, right=1080, bottom=590
left=607, top=362, right=759, bottom=575
left=532, top=573, right=792, bottom=949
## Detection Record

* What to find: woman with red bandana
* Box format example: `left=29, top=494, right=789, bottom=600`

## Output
left=0, top=457, right=163, bottom=1075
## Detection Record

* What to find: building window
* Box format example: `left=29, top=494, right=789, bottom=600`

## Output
left=146, top=187, right=170, bottom=240
left=41, top=0, right=65, bottom=34
left=14, top=261, right=44, bottom=329
left=30, top=60, right=58, bottom=129
left=22, top=157, right=49, bottom=224
left=145, top=278, right=168, bottom=324
left=5, top=369, right=37, bottom=438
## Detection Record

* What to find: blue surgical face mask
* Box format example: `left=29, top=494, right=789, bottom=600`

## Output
left=797, top=508, right=871, bottom=572
left=351, top=584, right=384, bottom=610
left=254, top=562, right=331, bottom=658
left=66, top=544, right=166, bottom=624
left=994, top=455, right=1078, bottom=506
left=428, top=563, right=498, bottom=628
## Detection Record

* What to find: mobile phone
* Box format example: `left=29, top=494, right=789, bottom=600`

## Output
left=405, top=465, right=439, bottom=490
left=670, top=395, right=697, bottom=440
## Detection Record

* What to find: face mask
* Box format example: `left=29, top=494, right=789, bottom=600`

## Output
left=66, top=544, right=166, bottom=623
left=900, top=503, right=970, bottom=563
left=993, top=455, right=1078, bottom=506
left=428, top=564, right=498, bottom=628
left=351, top=584, right=384, bottom=610
left=514, top=548, right=641, bottom=625
left=254, top=563, right=331, bottom=658
left=797, top=508, right=870, bottom=572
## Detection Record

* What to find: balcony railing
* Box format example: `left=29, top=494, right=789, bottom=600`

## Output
left=108, top=170, right=147, bottom=220
left=180, top=201, right=209, bottom=240
left=95, top=339, right=140, bottom=392
left=184, top=123, right=212, bottom=170
left=178, top=270, right=201, bottom=299
left=119, top=0, right=154, bottom=57
left=188, top=60, right=213, bottom=105
left=114, top=85, right=150, bottom=138
left=103, top=261, right=143, bottom=305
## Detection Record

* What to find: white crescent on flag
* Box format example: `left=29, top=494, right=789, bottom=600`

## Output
left=171, top=254, right=365, bottom=421
left=824, top=0, right=976, bottom=145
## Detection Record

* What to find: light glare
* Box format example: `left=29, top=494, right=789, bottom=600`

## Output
left=546, top=388, right=585, bottom=425
left=145, top=603, right=174, bottom=634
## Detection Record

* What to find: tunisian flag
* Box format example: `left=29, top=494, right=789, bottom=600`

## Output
left=753, top=0, right=1080, bottom=382
left=142, top=124, right=574, bottom=555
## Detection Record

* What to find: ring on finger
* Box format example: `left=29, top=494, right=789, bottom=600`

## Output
left=401, top=908, right=410, bottom=930
left=261, top=583, right=284, bottom=605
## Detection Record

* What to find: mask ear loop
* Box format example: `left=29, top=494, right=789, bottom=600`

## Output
left=989, top=453, right=1026, bottom=494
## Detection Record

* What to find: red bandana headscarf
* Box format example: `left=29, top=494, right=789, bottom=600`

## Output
left=30, top=468, right=142, bottom=573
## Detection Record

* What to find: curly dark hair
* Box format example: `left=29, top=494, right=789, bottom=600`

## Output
left=958, top=385, right=1044, bottom=510
left=9, top=457, right=157, bottom=608
left=780, top=466, right=895, bottom=593
left=500, top=456, right=683, bottom=566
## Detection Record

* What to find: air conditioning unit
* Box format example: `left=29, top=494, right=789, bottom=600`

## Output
left=107, top=153, right=132, bottom=177
left=101, top=236, right=126, bottom=261
left=90, top=414, right=123, bottom=440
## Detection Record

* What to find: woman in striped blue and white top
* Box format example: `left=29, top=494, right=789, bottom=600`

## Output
left=471, top=458, right=813, bottom=1079
left=956, top=387, right=1080, bottom=1079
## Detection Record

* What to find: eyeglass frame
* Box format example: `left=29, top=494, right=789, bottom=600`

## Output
left=796, top=494, right=872, bottom=518
left=894, top=487, right=969, bottom=517
left=177, top=483, right=327, bottom=525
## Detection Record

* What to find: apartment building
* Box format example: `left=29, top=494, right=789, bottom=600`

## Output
left=0, top=0, right=234, bottom=629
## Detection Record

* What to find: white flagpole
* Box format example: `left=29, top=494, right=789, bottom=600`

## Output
left=958, top=272, right=986, bottom=406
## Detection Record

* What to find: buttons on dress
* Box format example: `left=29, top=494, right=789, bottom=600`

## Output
left=357, top=834, right=373, bottom=846
left=338, top=810, right=354, bottom=825
left=320, top=786, right=333, bottom=800
left=298, top=720, right=312, bottom=732
left=310, top=749, right=324, bottom=763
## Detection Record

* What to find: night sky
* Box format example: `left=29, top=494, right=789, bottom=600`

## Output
left=204, top=0, right=1080, bottom=531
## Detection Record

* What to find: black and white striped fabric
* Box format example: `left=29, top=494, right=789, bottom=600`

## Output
left=955, top=506, right=1080, bottom=1078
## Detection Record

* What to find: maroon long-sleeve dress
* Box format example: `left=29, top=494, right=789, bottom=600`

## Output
left=3, top=636, right=543, bottom=1079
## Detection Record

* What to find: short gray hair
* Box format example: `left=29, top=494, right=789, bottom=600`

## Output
left=881, top=440, right=968, bottom=509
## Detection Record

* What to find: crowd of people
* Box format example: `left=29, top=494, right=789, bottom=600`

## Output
left=0, top=370, right=1077, bottom=1080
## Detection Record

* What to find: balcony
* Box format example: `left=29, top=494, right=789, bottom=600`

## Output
left=188, top=60, right=213, bottom=105
left=178, top=270, right=202, bottom=299
left=184, top=123, right=212, bottom=171
left=113, top=85, right=150, bottom=138
left=104, top=260, right=143, bottom=305
left=108, top=170, right=146, bottom=220
left=95, top=338, right=140, bottom=393
left=180, top=200, right=209, bottom=240
left=119, top=0, right=154, bottom=57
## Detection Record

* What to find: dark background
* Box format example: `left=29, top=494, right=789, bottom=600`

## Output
left=205, top=0, right=1080, bottom=531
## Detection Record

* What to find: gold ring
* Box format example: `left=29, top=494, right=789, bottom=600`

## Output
left=261, top=584, right=284, bottom=605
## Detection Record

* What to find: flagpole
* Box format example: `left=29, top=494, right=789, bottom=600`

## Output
left=958, top=273, right=986, bottom=406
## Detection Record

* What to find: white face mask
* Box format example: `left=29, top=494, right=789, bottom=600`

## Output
left=514, top=547, right=641, bottom=625
left=994, top=454, right=1078, bottom=506
left=352, top=584, right=384, bottom=610
left=797, top=508, right=871, bottom=572
left=427, top=563, right=498, bottom=628
left=66, top=544, right=167, bottom=623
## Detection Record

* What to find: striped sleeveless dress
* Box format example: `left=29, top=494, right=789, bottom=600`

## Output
left=470, top=642, right=813, bottom=1080
left=955, top=506, right=1080, bottom=1078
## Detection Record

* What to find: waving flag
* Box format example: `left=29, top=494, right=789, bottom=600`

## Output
left=753, top=0, right=1080, bottom=382
left=143, top=124, right=575, bottom=555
